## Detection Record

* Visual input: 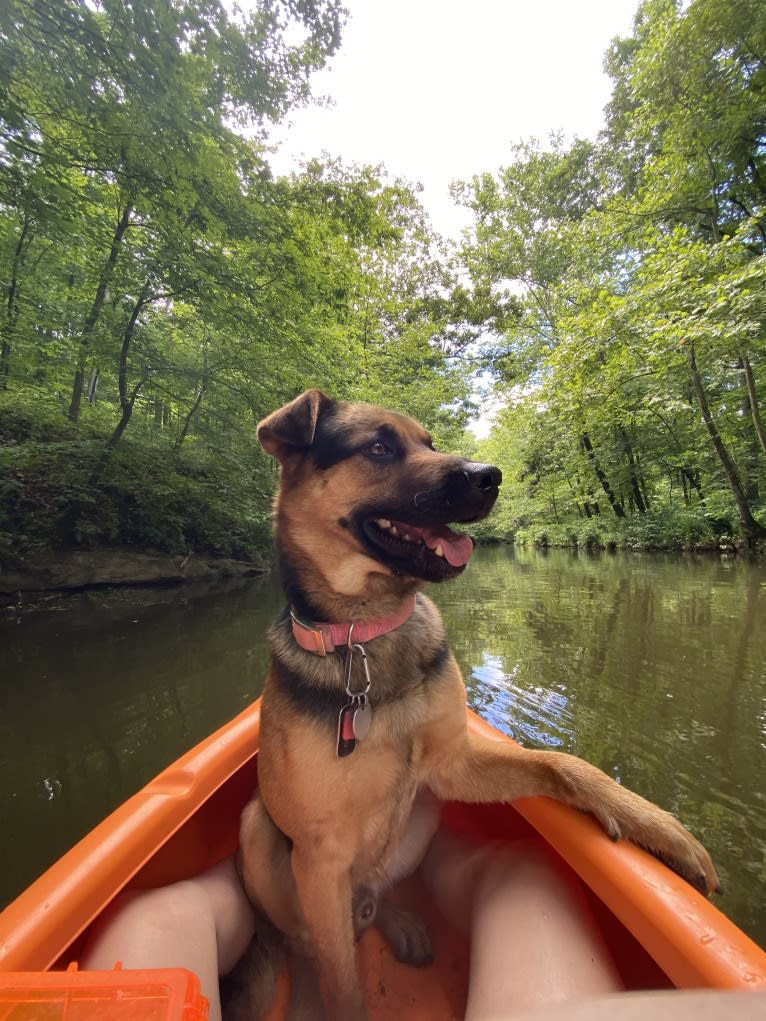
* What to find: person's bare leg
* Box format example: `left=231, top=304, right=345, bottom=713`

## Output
left=81, top=857, right=255, bottom=1021
left=421, top=830, right=622, bottom=1020
left=514, top=989, right=766, bottom=1021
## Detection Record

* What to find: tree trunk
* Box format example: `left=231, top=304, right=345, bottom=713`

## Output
left=85, top=377, right=147, bottom=494
left=618, top=423, right=647, bottom=513
left=68, top=200, right=134, bottom=422
left=176, top=384, right=206, bottom=449
left=88, top=280, right=151, bottom=487
left=686, top=341, right=765, bottom=539
left=741, top=352, right=766, bottom=459
left=100, top=379, right=147, bottom=460
left=564, top=474, right=585, bottom=518
left=1, top=214, right=31, bottom=390
left=176, top=342, right=210, bottom=450
left=0, top=340, right=10, bottom=388
left=581, top=433, right=625, bottom=518
left=681, top=466, right=705, bottom=504
left=633, top=441, right=651, bottom=511
left=109, top=279, right=151, bottom=449
left=87, top=368, right=100, bottom=404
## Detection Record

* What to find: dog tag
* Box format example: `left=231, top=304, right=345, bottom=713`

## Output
left=338, top=641, right=373, bottom=757
left=337, top=702, right=357, bottom=758
left=352, top=698, right=372, bottom=741
left=336, top=694, right=372, bottom=757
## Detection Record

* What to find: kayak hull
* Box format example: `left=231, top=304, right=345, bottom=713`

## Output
left=1, top=698, right=764, bottom=1015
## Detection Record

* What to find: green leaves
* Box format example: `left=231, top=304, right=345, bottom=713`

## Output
left=458, top=0, right=766, bottom=546
left=0, top=2, right=480, bottom=559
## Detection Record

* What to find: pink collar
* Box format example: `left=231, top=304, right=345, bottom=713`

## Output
left=290, top=596, right=417, bottom=656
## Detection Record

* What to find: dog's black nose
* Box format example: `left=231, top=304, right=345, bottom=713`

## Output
left=463, top=463, right=502, bottom=491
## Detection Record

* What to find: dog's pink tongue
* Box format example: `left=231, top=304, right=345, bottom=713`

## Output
left=420, top=526, right=474, bottom=567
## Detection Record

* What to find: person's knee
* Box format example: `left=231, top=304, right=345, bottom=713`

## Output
left=155, top=881, right=213, bottom=930
left=80, top=880, right=215, bottom=973
left=470, top=838, right=562, bottom=901
left=194, top=859, right=256, bottom=974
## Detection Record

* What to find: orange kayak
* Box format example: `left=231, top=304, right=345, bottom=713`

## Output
left=1, top=699, right=765, bottom=1019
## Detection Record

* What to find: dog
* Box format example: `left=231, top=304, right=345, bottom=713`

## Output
left=239, top=388, right=719, bottom=1021
left=234, top=787, right=440, bottom=1020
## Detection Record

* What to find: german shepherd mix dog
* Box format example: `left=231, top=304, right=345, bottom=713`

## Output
left=239, top=389, right=719, bottom=1021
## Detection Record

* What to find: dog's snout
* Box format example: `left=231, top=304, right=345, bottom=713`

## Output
left=463, top=463, right=502, bottom=492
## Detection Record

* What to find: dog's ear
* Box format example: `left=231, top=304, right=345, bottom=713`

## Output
left=258, top=388, right=334, bottom=462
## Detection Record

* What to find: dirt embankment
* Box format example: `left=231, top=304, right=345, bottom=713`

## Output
left=0, top=549, right=267, bottom=603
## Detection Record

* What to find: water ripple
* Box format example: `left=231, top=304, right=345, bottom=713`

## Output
left=468, top=652, right=576, bottom=748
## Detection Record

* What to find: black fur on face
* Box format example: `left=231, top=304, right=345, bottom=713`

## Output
left=309, top=404, right=501, bottom=582
left=259, top=390, right=502, bottom=588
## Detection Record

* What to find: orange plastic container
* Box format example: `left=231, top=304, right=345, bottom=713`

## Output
left=0, top=962, right=208, bottom=1020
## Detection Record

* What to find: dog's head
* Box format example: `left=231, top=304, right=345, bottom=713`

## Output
left=258, top=389, right=501, bottom=608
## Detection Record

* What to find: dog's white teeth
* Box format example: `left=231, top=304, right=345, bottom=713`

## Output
left=434, top=544, right=444, bottom=557
left=374, top=518, right=421, bottom=543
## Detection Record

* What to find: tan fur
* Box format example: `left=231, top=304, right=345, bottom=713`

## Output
left=240, top=389, right=720, bottom=1021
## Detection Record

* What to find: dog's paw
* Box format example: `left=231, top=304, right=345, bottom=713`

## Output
left=374, top=898, right=433, bottom=967
left=641, top=817, right=721, bottom=895
left=545, top=753, right=721, bottom=895
left=597, top=794, right=721, bottom=896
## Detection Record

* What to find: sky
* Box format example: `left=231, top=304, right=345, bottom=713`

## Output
left=267, top=0, right=640, bottom=241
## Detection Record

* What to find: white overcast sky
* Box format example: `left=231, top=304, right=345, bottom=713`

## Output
left=266, top=0, right=640, bottom=240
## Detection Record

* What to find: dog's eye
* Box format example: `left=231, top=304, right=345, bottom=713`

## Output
left=366, top=440, right=392, bottom=458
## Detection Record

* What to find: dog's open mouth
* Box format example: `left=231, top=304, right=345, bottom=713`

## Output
left=361, top=516, right=474, bottom=577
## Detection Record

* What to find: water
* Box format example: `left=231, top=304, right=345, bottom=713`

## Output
left=435, top=547, right=766, bottom=948
left=1, top=547, right=764, bottom=948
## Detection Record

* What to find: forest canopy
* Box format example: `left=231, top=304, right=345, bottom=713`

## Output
left=0, top=0, right=764, bottom=565
left=463, top=0, right=766, bottom=550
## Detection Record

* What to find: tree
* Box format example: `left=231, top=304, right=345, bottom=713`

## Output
left=0, top=0, right=346, bottom=420
left=602, top=0, right=766, bottom=538
left=455, top=0, right=766, bottom=547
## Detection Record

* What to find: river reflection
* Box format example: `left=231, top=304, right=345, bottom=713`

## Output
left=0, top=573, right=280, bottom=910
left=1, top=547, right=765, bottom=948
left=431, top=546, right=766, bottom=946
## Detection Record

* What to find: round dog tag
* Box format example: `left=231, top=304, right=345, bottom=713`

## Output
left=352, top=703, right=372, bottom=741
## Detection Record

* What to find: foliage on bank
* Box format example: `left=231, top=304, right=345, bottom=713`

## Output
left=1, top=0, right=765, bottom=566
left=461, top=0, right=766, bottom=550
left=0, top=1, right=480, bottom=565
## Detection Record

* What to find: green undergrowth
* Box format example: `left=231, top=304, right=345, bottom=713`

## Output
left=0, top=392, right=274, bottom=565
left=511, top=505, right=762, bottom=553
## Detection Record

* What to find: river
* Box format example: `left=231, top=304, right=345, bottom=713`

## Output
left=1, top=547, right=764, bottom=948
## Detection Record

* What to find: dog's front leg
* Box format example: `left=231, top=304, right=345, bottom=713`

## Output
left=291, top=840, right=366, bottom=1021
left=239, top=794, right=308, bottom=946
left=427, top=730, right=720, bottom=895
